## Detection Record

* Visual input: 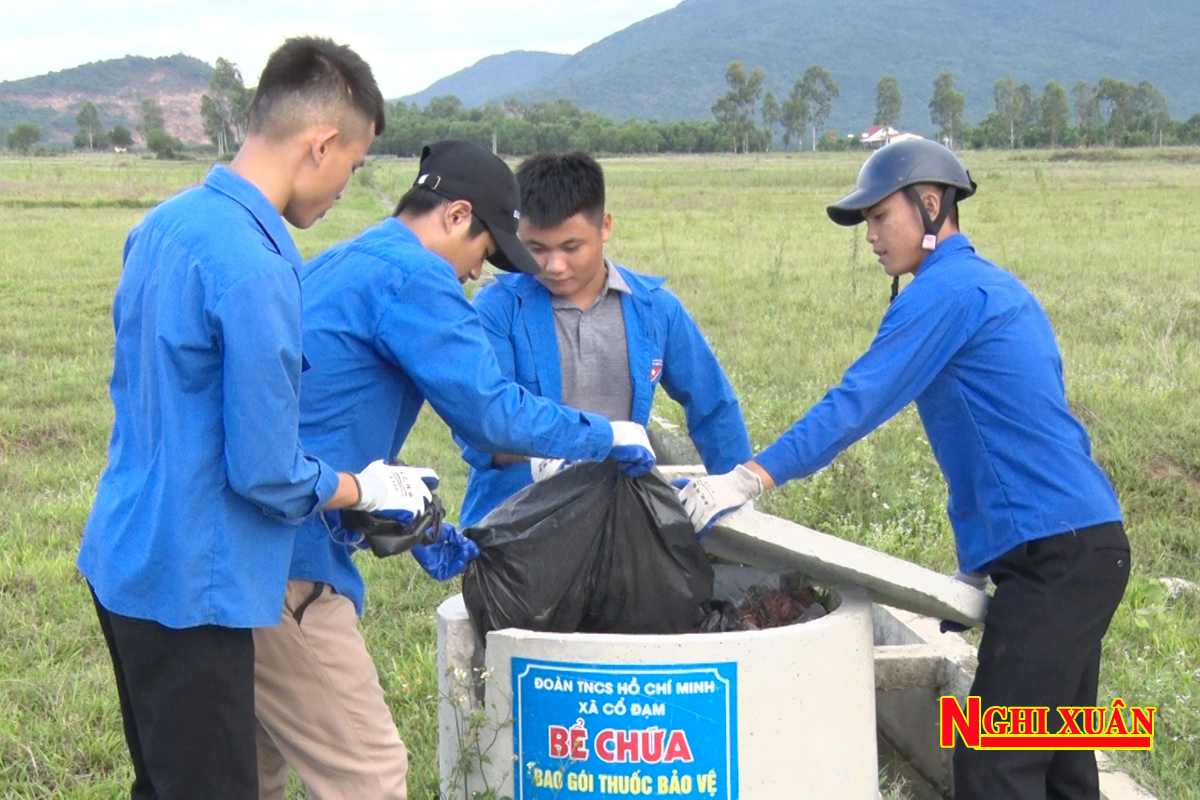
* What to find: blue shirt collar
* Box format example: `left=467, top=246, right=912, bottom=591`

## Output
left=203, top=165, right=303, bottom=269
left=916, top=232, right=974, bottom=276
left=382, top=215, right=421, bottom=246
left=381, top=217, right=465, bottom=282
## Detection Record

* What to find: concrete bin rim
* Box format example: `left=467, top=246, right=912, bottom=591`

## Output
left=478, top=584, right=871, bottom=647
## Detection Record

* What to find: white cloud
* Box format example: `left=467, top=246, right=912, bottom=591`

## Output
left=0, top=0, right=682, bottom=96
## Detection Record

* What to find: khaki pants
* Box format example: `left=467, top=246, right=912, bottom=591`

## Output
left=254, top=580, right=408, bottom=800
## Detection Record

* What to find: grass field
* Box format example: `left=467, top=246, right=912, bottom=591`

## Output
left=1, top=149, right=1198, bottom=798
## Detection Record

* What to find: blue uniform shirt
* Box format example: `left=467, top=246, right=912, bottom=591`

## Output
left=755, top=234, right=1121, bottom=572
left=459, top=264, right=753, bottom=528
left=290, top=218, right=615, bottom=614
left=78, top=165, right=340, bottom=629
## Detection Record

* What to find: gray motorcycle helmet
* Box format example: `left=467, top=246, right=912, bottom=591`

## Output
left=827, top=138, right=976, bottom=227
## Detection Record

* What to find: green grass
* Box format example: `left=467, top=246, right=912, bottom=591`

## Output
left=2, top=150, right=1198, bottom=798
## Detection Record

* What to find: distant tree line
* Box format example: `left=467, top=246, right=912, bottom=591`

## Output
left=708, top=61, right=1200, bottom=152
left=6, top=58, right=1200, bottom=157
left=372, top=96, right=737, bottom=156
left=2, top=96, right=181, bottom=156
left=969, top=76, right=1181, bottom=149
left=712, top=61, right=842, bottom=153
left=3, top=55, right=246, bottom=158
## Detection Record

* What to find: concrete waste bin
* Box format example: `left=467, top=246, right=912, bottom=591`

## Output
left=437, top=581, right=879, bottom=799
left=436, top=465, right=988, bottom=799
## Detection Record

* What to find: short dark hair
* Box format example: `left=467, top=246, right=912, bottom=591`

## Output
left=515, top=152, right=605, bottom=229
left=393, top=187, right=486, bottom=238
left=249, top=37, right=386, bottom=140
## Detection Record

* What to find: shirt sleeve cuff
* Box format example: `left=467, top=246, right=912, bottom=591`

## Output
left=580, top=413, right=615, bottom=461
left=752, top=445, right=794, bottom=489
left=460, top=444, right=495, bottom=471
left=312, top=457, right=342, bottom=513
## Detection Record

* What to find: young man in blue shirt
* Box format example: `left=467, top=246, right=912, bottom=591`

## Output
left=78, top=38, right=433, bottom=799
left=252, top=141, right=656, bottom=799
left=679, top=138, right=1129, bottom=799
left=459, top=152, right=752, bottom=528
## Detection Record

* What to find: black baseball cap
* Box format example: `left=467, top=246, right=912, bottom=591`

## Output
left=413, top=140, right=541, bottom=275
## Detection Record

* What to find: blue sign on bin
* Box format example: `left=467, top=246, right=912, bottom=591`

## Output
left=512, top=659, right=738, bottom=798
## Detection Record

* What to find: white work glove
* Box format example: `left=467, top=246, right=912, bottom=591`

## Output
left=952, top=570, right=989, bottom=592
left=351, top=460, right=438, bottom=515
left=530, top=457, right=571, bottom=482
left=677, top=465, right=764, bottom=536
left=608, top=421, right=656, bottom=477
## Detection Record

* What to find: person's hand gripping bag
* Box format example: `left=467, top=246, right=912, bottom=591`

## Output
left=462, top=461, right=714, bottom=638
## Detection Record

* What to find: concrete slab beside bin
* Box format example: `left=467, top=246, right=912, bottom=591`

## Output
left=438, top=464, right=1156, bottom=799
left=658, top=465, right=989, bottom=629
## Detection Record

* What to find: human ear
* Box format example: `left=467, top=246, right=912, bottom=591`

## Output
left=446, top=199, right=473, bottom=231
left=310, top=126, right=340, bottom=164
left=600, top=212, right=613, bottom=244
left=921, top=189, right=941, bottom=221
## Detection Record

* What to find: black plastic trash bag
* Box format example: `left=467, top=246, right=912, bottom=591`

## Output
left=462, top=461, right=714, bottom=637
left=340, top=495, right=445, bottom=559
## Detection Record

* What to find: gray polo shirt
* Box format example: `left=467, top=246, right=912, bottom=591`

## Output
left=552, top=260, right=633, bottom=422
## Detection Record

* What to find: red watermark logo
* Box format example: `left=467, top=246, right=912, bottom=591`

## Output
left=940, top=696, right=1155, bottom=750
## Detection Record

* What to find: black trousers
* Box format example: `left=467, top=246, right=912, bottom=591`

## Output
left=954, top=521, right=1130, bottom=800
left=90, top=586, right=258, bottom=800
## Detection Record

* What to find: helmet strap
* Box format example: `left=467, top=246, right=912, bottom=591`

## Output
left=888, top=185, right=958, bottom=305
left=904, top=185, right=958, bottom=251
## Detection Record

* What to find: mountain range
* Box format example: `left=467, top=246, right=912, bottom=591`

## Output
left=404, top=51, right=571, bottom=109
left=4, top=0, right=1198, bottom=147
left=403, top=0, right=1200, bottom=133
left=0, top=55, right=212, bottom=145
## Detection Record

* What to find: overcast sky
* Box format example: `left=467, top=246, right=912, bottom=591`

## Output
left=1, top=0, right=683, bottom=97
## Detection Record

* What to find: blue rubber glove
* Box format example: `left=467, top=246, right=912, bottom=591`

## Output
left=322, top=511, right=369, bottom=550
left=609, top=421, right=657, bottom=478
left=411, top=523, right=481, bottom=581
